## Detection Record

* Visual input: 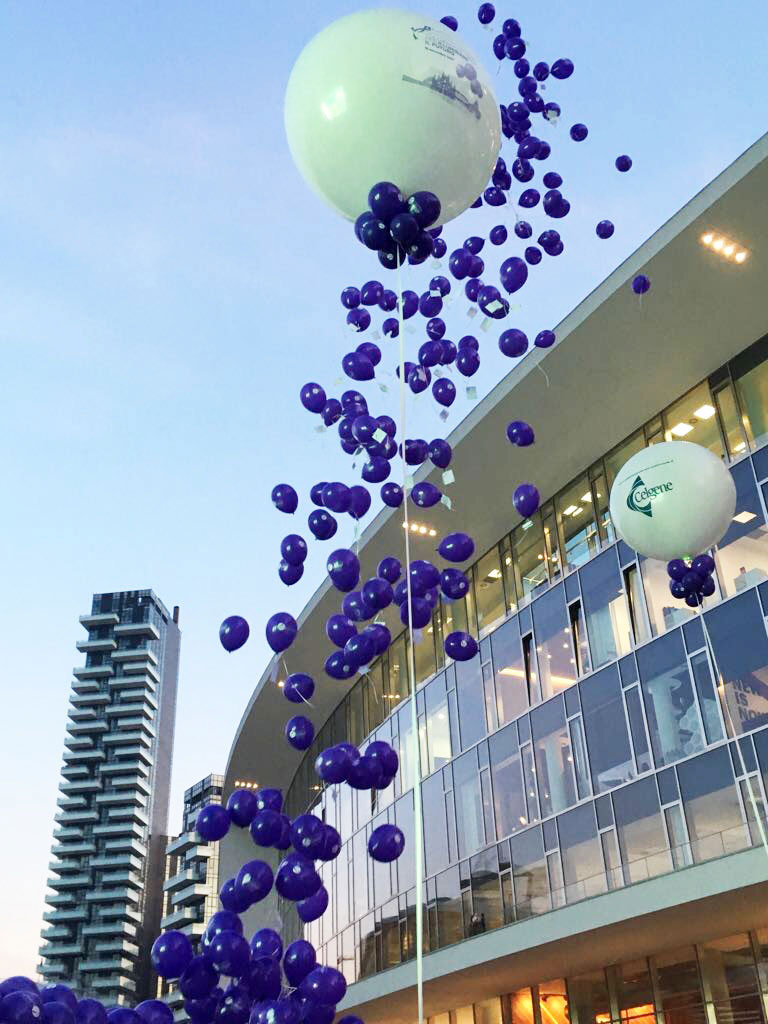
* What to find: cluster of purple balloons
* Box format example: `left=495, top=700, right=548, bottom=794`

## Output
left=0, top=978, right=177, bottom=1024
left=355, top=181, right=442, bottom=271
left=667, top=554, right=716, bottom=607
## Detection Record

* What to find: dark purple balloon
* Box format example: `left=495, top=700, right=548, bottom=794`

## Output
left=280, top=534, right=307, bottom=567
left=525, top=246, right=542, bottom=265
left=226, top=788, right=259, bottom=827
left=499, top=329, right=528, bottom=358
left=285, top=715, right=314, bottom=751
left=377, top=556, right=401, bottom=583
left=368, top=823, right=405, bottom=863
left=381, top=482, right=403, bottom=507
left=362, top=576, right=394, bottom=610
left=506, top=420, right=535, bottom=446
left=307, top=509, right=337, bottom=541
left=412, top=482, right=442, bottom=508
left=249, top=808, right=282, bottom=847
left=324, top=650, right=356, bottom=680
left=616, top=154, right=633, bottom=172
left=500, top=256, right=528, bottom=294
left=429, top=438, right=452, bottom=467
left=219, top=615, right=249, bottom=653
left=235, top=859, right=273, bottom=904
left=551, top=58, right=574, bottom=79
left=456, top=349, right=480, bottom=377
left=342, top=351, right=374, bottom=380
left=490, top=224, right=508, bottom=245
left=271, top=484, right=298, bottom=514
left=535, top=330, right=556, bottom=348
left=152, top=931, right=194, bottom=979
left=326, top=614, right=356, bottom=648
left=364, top=622, right=391, bottom=656
left=596, top=220, right=615, bottom=239
left=265, top=612, right=297, bottom=654
left=399, top=596, right=432, bottom=629
left=196, top=804, right=230, bottom=842
left=440, top=568, right=470, bottom=600
left=431, top=378, right=456, bottom=407
left=570, top=123, right=588, bottom=141
left=300, top=383, right=326, bottom=414
left=340, top=287, right=360, bottom=309
left=297, top=885, right=328, bottom=923
left=348, top=485, right=371, bottom=520
left=407, top=190, right=441, bottom=228
left=321, top=400, right=341, bottom=427
left=513, top=482, right=540, bottom=517
left=514, top=220, right=532, bottom=239
left=445, top=631, right=479, bottom=661
left=362, top=455, right=390, bottom=483
left=275, top=853, right=321, bottom=901
left=438, top=532, right=475, bottom=562
left=632, top=274, right=651, bottom=294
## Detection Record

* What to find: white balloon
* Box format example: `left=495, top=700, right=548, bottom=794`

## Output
left=284, top=9, right=501, bottom=226
left=609, top=441, right=736, bottom=561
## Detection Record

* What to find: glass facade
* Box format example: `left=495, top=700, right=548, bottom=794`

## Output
left=275, top=335, right=768, bottom=986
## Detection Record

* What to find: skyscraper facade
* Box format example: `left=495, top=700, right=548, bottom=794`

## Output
left=156, top=774, right=224, bottom=1021
left=40, top=590, right=181, bottom=1005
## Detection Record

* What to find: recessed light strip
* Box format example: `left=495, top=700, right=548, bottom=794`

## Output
left=700, top=230, right=748, bottom=264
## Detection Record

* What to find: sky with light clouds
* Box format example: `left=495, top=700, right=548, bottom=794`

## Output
left=1, top=0, right=765, bottom=980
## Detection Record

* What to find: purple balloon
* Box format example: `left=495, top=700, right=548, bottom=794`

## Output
left=368, top=824, right=405, bottom=863
left=506, top=420, right=535, bottom=446
left=256, top=787, right=283, bottom=812
left=317, top=824, right=342, bottom=861
left=280, top=534, right=307, bottom=567
left=513, top=482, right=540, bottom=517
left=299, top=968, right=347, bottom=1007
left=499, top=328, right=528, bottom=358
left=285, top=715, right=314, bottom=751
left=411, top=482, right=442, bottom=508
left=322, top=482, right=351, bottom=514
left=616, top=154, right=633, bottom=172
left=535, top=330, right=556, bottom=348
left=179, top=957, right=219, bottom=1001
left=440, top=568, right=470, bottom=600
left=315, top=743, right=358, bottom=784
left=342, top=350, right=374, bottom=380
left=283, top=941, right=317, bottom=988
left=363, top=622, right=391, bottom=656
left=300, top=383, right=326, bottom=415
left=279, top=560, right=303, bottom=586
left=525, top=246, right=542, bottom=265
left=490, top=224, right=508, bottom=245
left=377, top=556, right=402, bottom=583
left=325, top=614, right=356, bottom=648
left=151, top=931, right=194, bottom=979
left=381, top=482, right=403, bottom=507
left=551, top=57, right=574, bottom=78
left=235, top=860, right=273, bottom=905
left=362, top=577, right=394, bottom=610
left=340, top=286, right=360, bottom=309
left=297, top=886, right=328, bottom=923
left=432, top=378, right=456, bottom=407
left=226, top=788, right=259, bottom=827
left=249, top=808, right=283, bottom=847
left=307, top=509, right=337, bottom=542
left=324, top=650, right=356, bottom=680
left=348, top=485, right=371, bottom=520
left=514, top=219, right=533, bottom=238
left=500, top=256, right=529, bottom=294
left=275, top=854, right=321, bottom=901
left=438, top=532, right=475, bottom=562
left=271, top=484, right=298, bottom=514
left=326, top=548, right=360, bottom=592
left=445, top=631, right=479, bottom=661
left=365, top=740, right=399, bottom=778
left=219, top=615, right=249, bottom=653
left=265, top=612, right=297, bottom=654
left=219, top=878, right=251, bottom=914
left=429, top=438, right=452, bottom=468
left=632, top=274, right=651, bottom=295
left=456, top=349, right=480, bottom=377
left=440, top=339, right=457, bottom=365
left=399, top=596, right=432, bottom=629
left=196, top=804, right=230, bottom=842
left=596, top=219, right=615, bottom=239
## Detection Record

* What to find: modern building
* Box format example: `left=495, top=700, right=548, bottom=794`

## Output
left=40, top=590, right=181, bottom=1006
left=157, top=774, right=224, bottom=1021
left=221, top=132, right=768, bottom=1024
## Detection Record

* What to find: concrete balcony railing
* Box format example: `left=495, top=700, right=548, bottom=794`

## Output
left=114, top=622, right=160, bottom=640
left=60, top=779, right=102, bottom=795
left=73, top=664, right=114, bottom=680
left=166, top=832, right=197, bottom=857
left=83, top=921, right=138, bottom=938
left=50, top=841, right=96, bottom=858
left=98, top=760, right=150, bottom=778
left=63, top=749, right=105, bottom=764
left=111, top=648, right=158, bottom=665
left=70, top=692, right=110, bottom=708
left=85, top=887, right=141, bottom=904
left=76, top=638, right=117, bottom=653
left=104, top=837, right=147, bottom=857
left=79, top=612, right=120, bottom=629
left=47, top=873, right=91, bottom=890
left=42, top=908, right=88, bottom=923
left=39, top=941, right=84, bottom=958
left=123, top=660, right=160, bottom=682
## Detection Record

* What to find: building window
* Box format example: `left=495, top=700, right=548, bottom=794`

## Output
left=612, top=776, right=672, bottom=882
left=569, top=600, right=592, bottom=677
left=475, top=546, right=507, bottom=637
left=456, top=656, right=487, bottom=751
left=538, top=979, right=570, bottom=1024
left=640, top=555, right=695, bottom=636
left=434, top=865, right=462, bottom=948
left=423, top=674, right=452, bottom=775
left=636, top=631, right=705, bottom=766
left=732, top=335, right=768, bottom=449
left=510, top=826, right=549, bottom=919
left=713, top=379, right=750, bottom=460
left=421, top=773, right=449, bottom=877
left=677, top=746, right=748, bottom=861
left=624, top=564, right=652, bottom=645
left=580, top=549, right=633, bottom=668
left=568, top=969, right=611, bottom=1024
left=652, top=946, right=706, bottom=1024
left=698, top=934, right=765, bottom=1024
left=530, top=696, right=577, bottom=816
left=513, top=513, right=550, bottom=601
left=532, top=585, right=577, bottom=700
left=714, top=462, right=768, bottom=597
left=605, top=430, right=646, bottom=489
left=704, top=590, right=768, bottom=735
left=491, top=618, right=528, bottom=724
left=557, top=475, right=599, bottom=572
left=453, top=750, right=485, bottom=860
left=580, top=665, right=636, bottom=793
left=613, top=958, right=657, bottom=1024
left=662, top=381, right=724, bottom=456
left=470, top=847, right=503, bottom=932
left=557, top=803, right=606, bottom=901
left=489, top=725, right=527, bottom=837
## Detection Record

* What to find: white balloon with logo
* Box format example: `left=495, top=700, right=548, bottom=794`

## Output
left=608, top=441, right=736, bottom=561
left=284, top=9, right=501, bottom=225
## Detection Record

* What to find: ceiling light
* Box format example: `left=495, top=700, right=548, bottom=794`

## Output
left=712, top=237, right=724, bottom=251
left=572, top=506, right=583, bottom=516
left=670, top=422, right=693, bottom=437
left=429, top=529, right=437, bottom=537
left=277, top=680, right=284, bottom=688
left=581, top=492, right=592, bottom=503
left=735, top=251, right=747, bottom=263
left=723, top=243, right=735, bottom=257
left=733, top=441, right=747, bottom=453
left=701, top=232, right=714, bottom=245
left=563, top=505, right=578, bottom=516
left=694, top=404, right=716, bottom=420
left=700, top=229, right=749, bottom=264
left=733, top=510, right=757, bottom=524
left=487, top=569, right=502, bottom=579
left=419, top=526, right=427, bottom=534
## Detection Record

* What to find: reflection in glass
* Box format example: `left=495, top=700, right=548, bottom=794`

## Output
left=699, top=934, right=764, bottom=1024
left=521, top=743, right=540, bottom=824
left=637, top=631, right=705, bottom=766
left=733, top=337, right=768, bottom=448
left=470, top=847, right=503, bottom=932
left=510, top=989, right=536, bottom=1024
left=475, top=546, right=507, bottom=636
left=513, top=513, right=549, bottom=601
left=714, top=380, right=750, bottom=459
left=413, top=623, right=437, bottom=690
left=421, top=772, right=449, bottom=877
left=652, top=946, right=707, bottom=1024
left=677, top=746, right=748, bottom=860
left=510, top=827, right=549, bottom=918
left=662, top=381, right=723, bottom=456
left=704, top=591, right=768, bottom=735
left=456, top=656, right=488, bottom=750
left=557, top=803, right=606, bottom=901
left=475, top=998, right=502, bottom=1024
left=453, top=750, right=485, bottom=860
left=434, top=865, right=463, bottom=947
left=557, top=475, right=599, bottom=571
left=538, top=979, right=570, bottom=1024
left=531, top=697, right=577, bottom=816
left=640, top=555, right=694, bottom=636
left=689, top=651, right=724, bottom=743
left=532, top=586, right=577, bottom=700
left=580, top=550, right=632, bottom=667
left=614, top=958, right=656, bottom=1024
left=424, top=675, right=452, bottom=774
left=492, top=617, right=528, bottom=724
left=568, top=970, right=610, bottom=1024
left=624, top=685, right=653, bottom=773
left=489, top=725, right=527, bottom=837
left=612, top=776, right=672, bottom=882
left=606, top=431, right=646, bottom=489
left=580, top=665, right=636, bottom=792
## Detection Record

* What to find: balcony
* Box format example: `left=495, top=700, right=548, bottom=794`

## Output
left=70, top=692, right=110, bottom=708
left=61, top=763, right=89, bottom=779
left=38, top=963, right=69, bottom=977
left=76, top=638, right=117, bottom=654
left=104, top=838, right=147, bottom=857
left=95, top=791, right=147, bottom=808
left=71, top=678, right=100, bottom=695
left=48, top=858, right=85, bottom=875
left=96, top=904, right=141, bottom=923
left=160, top=906, right=201, bottom=930
left=46, top=893, right=76, bottom=907
left=83, top=921, right=137, bottom=938
left=51, top=841, right=96, bottom=857
left=85, top=887, right=141, bottom=904
left=173, top=883, right=210, bottom=907
left=91, top=975, right=136, bottom=993
left=111, top=647, right=158, bottom=665
left=93, top=820, right=144, bottom=838
left=39, top=941, right=84, bottom=958
left=63, top=748, right=105, bottom=764
left=73, top=664, right=114, bottom=680
left=107, top=805, right=148, bottom=826
left=123, top=660, right=160, bottom=682
left=79, top=957, right=134, bottom=972
left=47, top=874, right=91, bottom=890
left=52, top=827, right=85, bottom=841
left=69, top=707, right=98, bottom=722
left=54, top=809, right=99, bottom=825
left=99, top=760, right=150, bottom=778
left=41, top=926, right=72, bottom=940
left=114, top=622, right=160, bottom=640
left=100, top=869, right=143, bottom=889
left=93, top=939, right=139, bottom=957
left=163, top=868, right=206, bottom=893
left=116, top=716, right=155, bottom=735
left=42, top=908, right=88, bottom=923
left=64, top=734, right=94, bottom=751
left=57, top=796, right=87, bottom=811
left=67, top=720, right=108, bottom=736
left=166, top=832, right=197, bottom=857
left=113, top=775, right=151, bottom=796
left=90, top=853, right=143, bottom=871
left=79, top=612, right=120, bottom=629
left=105, top=702, right=154, bottom=719
left=60, top=778, right=102, bottom=795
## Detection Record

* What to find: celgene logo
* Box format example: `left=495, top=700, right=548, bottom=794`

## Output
left=627, top=474, right=673, bottom=518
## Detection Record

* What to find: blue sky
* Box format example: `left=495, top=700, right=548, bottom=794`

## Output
left=1, top=0, right=765, bottom=979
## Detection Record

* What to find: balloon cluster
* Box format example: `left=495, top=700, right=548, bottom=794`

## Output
left=666, top=554, right=716, bottom=607
left=0, top=979, right=183, bottom=1024
left=355, top=182, right=442, bottom=271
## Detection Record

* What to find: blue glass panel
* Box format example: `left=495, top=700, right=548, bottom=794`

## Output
left=636, top=631, right=705, bottom=767
left=704, top=590, right=768, bottom=734
left=580, top=665, right=635, bottom=792
left=530, top=696, right=577, bottom=816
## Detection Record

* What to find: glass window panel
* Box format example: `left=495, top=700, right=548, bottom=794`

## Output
left=532, top=585, right=577, bottom=700
left=569, top=716, right=592, bottom=800
left=470, top=846, right=503, bottom=931
left=557, top=476, right=600, bottom=572
left=592, top=470, right=615, bottom=547
left=531, top=697, right=577, bottom=816
left=455, top=1009, right=473, bottom=1024
left=510, top=826, right=549, bottom=918
left=689, top=651, right=724, bottom=743
left=513, top=514, right=550, bottom=601
left=510, top=989, right=537, bottom=1024
left=615, top=958, right=656, bottom=1024
left=704, top=591, right=768, bottom=734
left=625, top=685, right=653, bottom=773
left=637, top=631, right=705, bottom=766
left=454, top=750, right=485, bottom=859
left=713, top=381, right=750, bottom=460
left=397, top=702, right=416, bottom=792
left=652, top=946, right=706, bottom=1024
left=699, top=934, right=764, bottom=1024
left=424, top=674, right=452, bottom=775
left=359, top=913, right=375, bottom=977
left=606, top=431, right=646, bottom=489
left=492, top=617, right=529, bottom=723
left=434, top=865, right=463, bottom=947
left=521, top=743, right=540, bottom=823
left=570, top=599, right=592, bottom=677
left=665, top=804, right=693, bottom=868
left=365, top=661, right=387, bottom=733
left=476, top=546, right=507, bottom=636
left=543, top=505, right=562, bottom=581
left=715, top=462, right=768, bottom=596
left=413, top=624, right=437, bottom=689
left=640, top=555, right=695, bottom=636
left=388, top=635, right=407, bottom=709
left=557, top=803, right=606, bottom=901
left=662, top=381, right=724, bottom=456
left=422, top=772, right=449, bottom=877
left=568, top=970, right=610, bottom=1024
left=539, top=979, right=570, bottom=1024
left=754, top=927, right=768, bottom=993
left=580, top=550, right=633, bottom=666
left=733, top=337, right=768, bottom=448
left=612, top=776, right=672, bottom=881
left=677, top=746, right=748, bottom=860
left=475, top=998, right=502, bottom=1024
left=381, top=898, right=400, bottom=968
left=580, top=665, right=636, bottom=792
left=489, top=725, right=528, bottom=837
left=394, top=793, right=415, bottom=894
left=454, top=655, right=487, bottom=750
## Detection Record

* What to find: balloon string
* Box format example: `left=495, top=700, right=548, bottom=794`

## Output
left=535, top=361, right=550, bottom=388
left=397, top=254, right=425, bottom=1024
left=699, top=609, right=768, bottom=858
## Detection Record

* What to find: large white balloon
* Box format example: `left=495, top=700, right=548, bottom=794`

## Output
left=284, top=9, right=501, bottom=226
left=609, top=441, right=736, bottom=561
